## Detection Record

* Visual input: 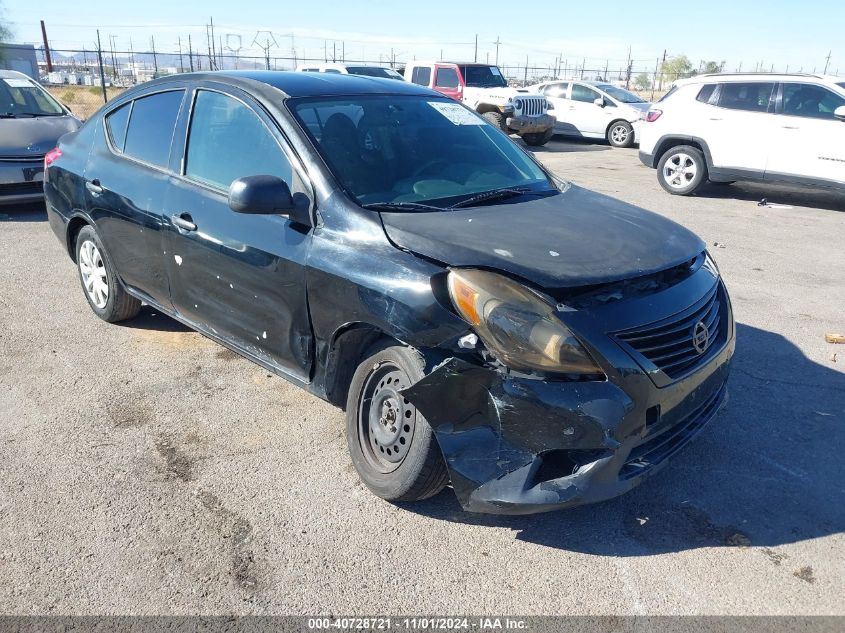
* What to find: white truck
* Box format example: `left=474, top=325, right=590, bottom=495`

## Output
left=403, top=62, right=555, bottom=146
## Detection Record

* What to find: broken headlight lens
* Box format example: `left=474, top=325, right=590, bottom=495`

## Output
left=447, top=269, right=603, bottom=376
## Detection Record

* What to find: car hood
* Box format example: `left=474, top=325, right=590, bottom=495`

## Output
left=0, top=116, right=80, bottom=157
left=379, top=184, right=705, bottom=289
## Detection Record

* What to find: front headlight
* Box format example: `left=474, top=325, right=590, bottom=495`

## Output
left=447, top=269, right=603, bottom=377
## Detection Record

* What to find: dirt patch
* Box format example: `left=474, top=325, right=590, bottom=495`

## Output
left=793, top=566, right=816, bottom=583
left=624, top=504, right=752, bottom=549
left=154, top=435, right=196, bottom=482
left=762, top=547, right=788, bottom=566
left=196, top=489, right=258, bottom=591
left=109, top=400, right=152, bottom=429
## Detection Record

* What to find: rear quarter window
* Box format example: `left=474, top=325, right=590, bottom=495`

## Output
left=696, top=84, right=717, bottom=104
left=104, top=102, right=131, bottom=151
left=123, top=90, right=185, bottom=168
left=411, top=66, right=432, bottom=86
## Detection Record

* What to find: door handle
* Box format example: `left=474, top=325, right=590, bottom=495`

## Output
left=781, top=125, right=799, bottom=129
left=85, top=179, right=103, bottom=194
left=171, top=214, right=197, bottom=232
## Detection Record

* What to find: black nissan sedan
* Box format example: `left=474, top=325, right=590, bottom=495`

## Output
left=44, top=71, right=734, bottom=514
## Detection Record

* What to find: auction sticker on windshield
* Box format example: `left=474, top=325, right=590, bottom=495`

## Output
left=428, top=101, right=484, bottom=126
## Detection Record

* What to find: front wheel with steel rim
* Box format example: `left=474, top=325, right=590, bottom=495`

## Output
left=75, top=225, right=141, bottom=322
left=346, top=343, right=448, bottom=502
left=656, top=144, right=707, bottom=195
left=607, top=120, right=634, bottom=148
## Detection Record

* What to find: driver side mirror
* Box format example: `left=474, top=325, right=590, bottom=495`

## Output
left=228, top=175, right=312, bottom=228
left=594, top=97, right=606, bottom=107
left=835, top=105, right=845, bottom=122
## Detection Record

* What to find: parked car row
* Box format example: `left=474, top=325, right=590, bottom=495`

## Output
left=639, top=73, right=845, bottom=195
left=41, top=70, right=734, bottom=514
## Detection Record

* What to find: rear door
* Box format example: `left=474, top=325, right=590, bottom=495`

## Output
left=766, top=82, right=845, bottom=185
left=162, top=84, right=314, bottom=379
left=84, top=87, right=186, bottom=308
left=704, top=81, right=776, bottom=171
left=433, top=65, right=463, bottom=101
left=541, top=82, right=570, bottom=133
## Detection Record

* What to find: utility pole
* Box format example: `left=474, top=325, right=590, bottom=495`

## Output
left=824, top=50, right=832, bottom=74
left=474, top=34, right=478, bottom=62
left=658, top=49, right=667, bottom=90
left=493, top=36, right=501, bottom=65
left=210, top=17, right=218, bottom=69
left=109, top=35, right=118, bottom=80
left=188, top=35, right=194, bottom=71
left=206, top=25, right=214, bottom=70
left=40, top=20, right=53, bottom=72
left=177, top=37, right=184, bottom=73
left=96, top=30, right=108, bottom=103
left=150, top=36, right=158, bottom=75
left=651, top=57, right=659, bottom=101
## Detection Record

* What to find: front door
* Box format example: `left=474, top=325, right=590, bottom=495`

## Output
left=163, top=86, right=314, bottom=379
left=83, top=88, right=186, bottom=308
left=567, top=83, right=611, bottom=136
left=433, top=65, right=463, bottom=101
left=767, top=82, right=845, bottom=185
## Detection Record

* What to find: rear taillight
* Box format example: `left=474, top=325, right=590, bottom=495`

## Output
left=645, top=110, right=663, bottom=123
left=44, top=147, right=63, bottom=168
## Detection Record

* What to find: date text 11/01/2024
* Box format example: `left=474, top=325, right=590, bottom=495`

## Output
left=307, top=617, right=528, bottom=630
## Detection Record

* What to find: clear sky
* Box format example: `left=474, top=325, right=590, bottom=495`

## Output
left=3, top=0, right=842, bottom=75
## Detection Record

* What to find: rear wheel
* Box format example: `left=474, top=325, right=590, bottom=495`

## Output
left=607, top=120, right=635, bottom=148
left=75, top=225, right=141, bottom=322
left=522, top=129, right=555, bottom=146
left=482, top=111, right=509, bottom=134
left=657, top=145, right=707, bottom=195
left=345, top=343, right=448, bottom=502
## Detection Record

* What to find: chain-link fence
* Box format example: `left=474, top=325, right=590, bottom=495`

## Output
left=34, top=45, right=674, bottom=119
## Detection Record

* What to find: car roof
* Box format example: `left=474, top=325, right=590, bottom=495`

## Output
left=0, top=69, right=31, bottom=80
left=675, top=72, right=843, bottom=86
left=130, top=70, right=433, bottom=99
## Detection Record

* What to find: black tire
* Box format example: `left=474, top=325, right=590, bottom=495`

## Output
left=656, top=145, right=708, bottom=195
left=607, top=120, right=635, bottom=148
left=345, top=342, right=448, bottom=502
left=482, top=111, right=509, bottom=134
left=522, top=129, right=555, bottom=146
left=75, top=224, right=141, bottom=323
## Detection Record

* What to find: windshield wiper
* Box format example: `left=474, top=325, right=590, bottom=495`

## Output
left=448, top=187, right=550, bottom=209
left=0, top=112, right=62, bottom=118
left=361, top=201, right=445, bottom=212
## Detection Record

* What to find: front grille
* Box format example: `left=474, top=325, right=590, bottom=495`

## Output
left=0, top=181, right=43, bottom=195
left=516, top=96, right=544, bottom=117
left=615, top=283, right=725, bottom=379
left=0, top=154, right=45, bottom=163
left=620, top=385, right=726, bottom=480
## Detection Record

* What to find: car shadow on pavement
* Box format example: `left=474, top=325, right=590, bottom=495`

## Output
left=696, top=181, right=845, bottom=213
left=410, top=322, right=844, bottom=557
left=0, top=203, right=47, bottom=221
left=524, top=137, right=613, bottom=154
left=116, top=305, right=192, bottom=333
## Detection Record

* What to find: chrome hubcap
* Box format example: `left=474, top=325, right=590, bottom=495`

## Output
left=611, top=125, right=629, bottom=143
left=663, top=152, right=698, bottom=189
left=79, top=239, right=109, bottom=309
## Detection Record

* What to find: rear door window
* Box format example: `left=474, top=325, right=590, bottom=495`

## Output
left=543, top=82, right=569, bottom=98
left=696, top=84, right=717, bottom=104
left=716, top=82, right=775, bottom=112
left=123, top=90, right=185, bottom=167
left=410, top=66, right=431, bottom=86
left=105, top=102, right=131, bottom=151
left=184, top=90, right=292, bottom=190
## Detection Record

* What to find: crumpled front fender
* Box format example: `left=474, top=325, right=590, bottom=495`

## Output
left=400, top=358, right=636, bottom=514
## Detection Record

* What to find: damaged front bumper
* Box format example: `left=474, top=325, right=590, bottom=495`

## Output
left=506, top=113, right=555, bottom=134
left=401, top=336, right=734, bottom=515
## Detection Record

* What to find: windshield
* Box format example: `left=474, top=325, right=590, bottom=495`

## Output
left=291, top=95, right=553, bottom=207
left=596, top=84, right=646, bottom=103
left=0, top=77, right=65, bottom=116
left=346, top=67, right=404, bottom=81
left=459, top=65, right=508, bottom=88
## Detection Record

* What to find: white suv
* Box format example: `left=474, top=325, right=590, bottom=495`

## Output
left=639, top=73, right=845, bottom=195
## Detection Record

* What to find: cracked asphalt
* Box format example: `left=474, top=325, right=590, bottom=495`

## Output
left=0, top=138, right=842, bottom=615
